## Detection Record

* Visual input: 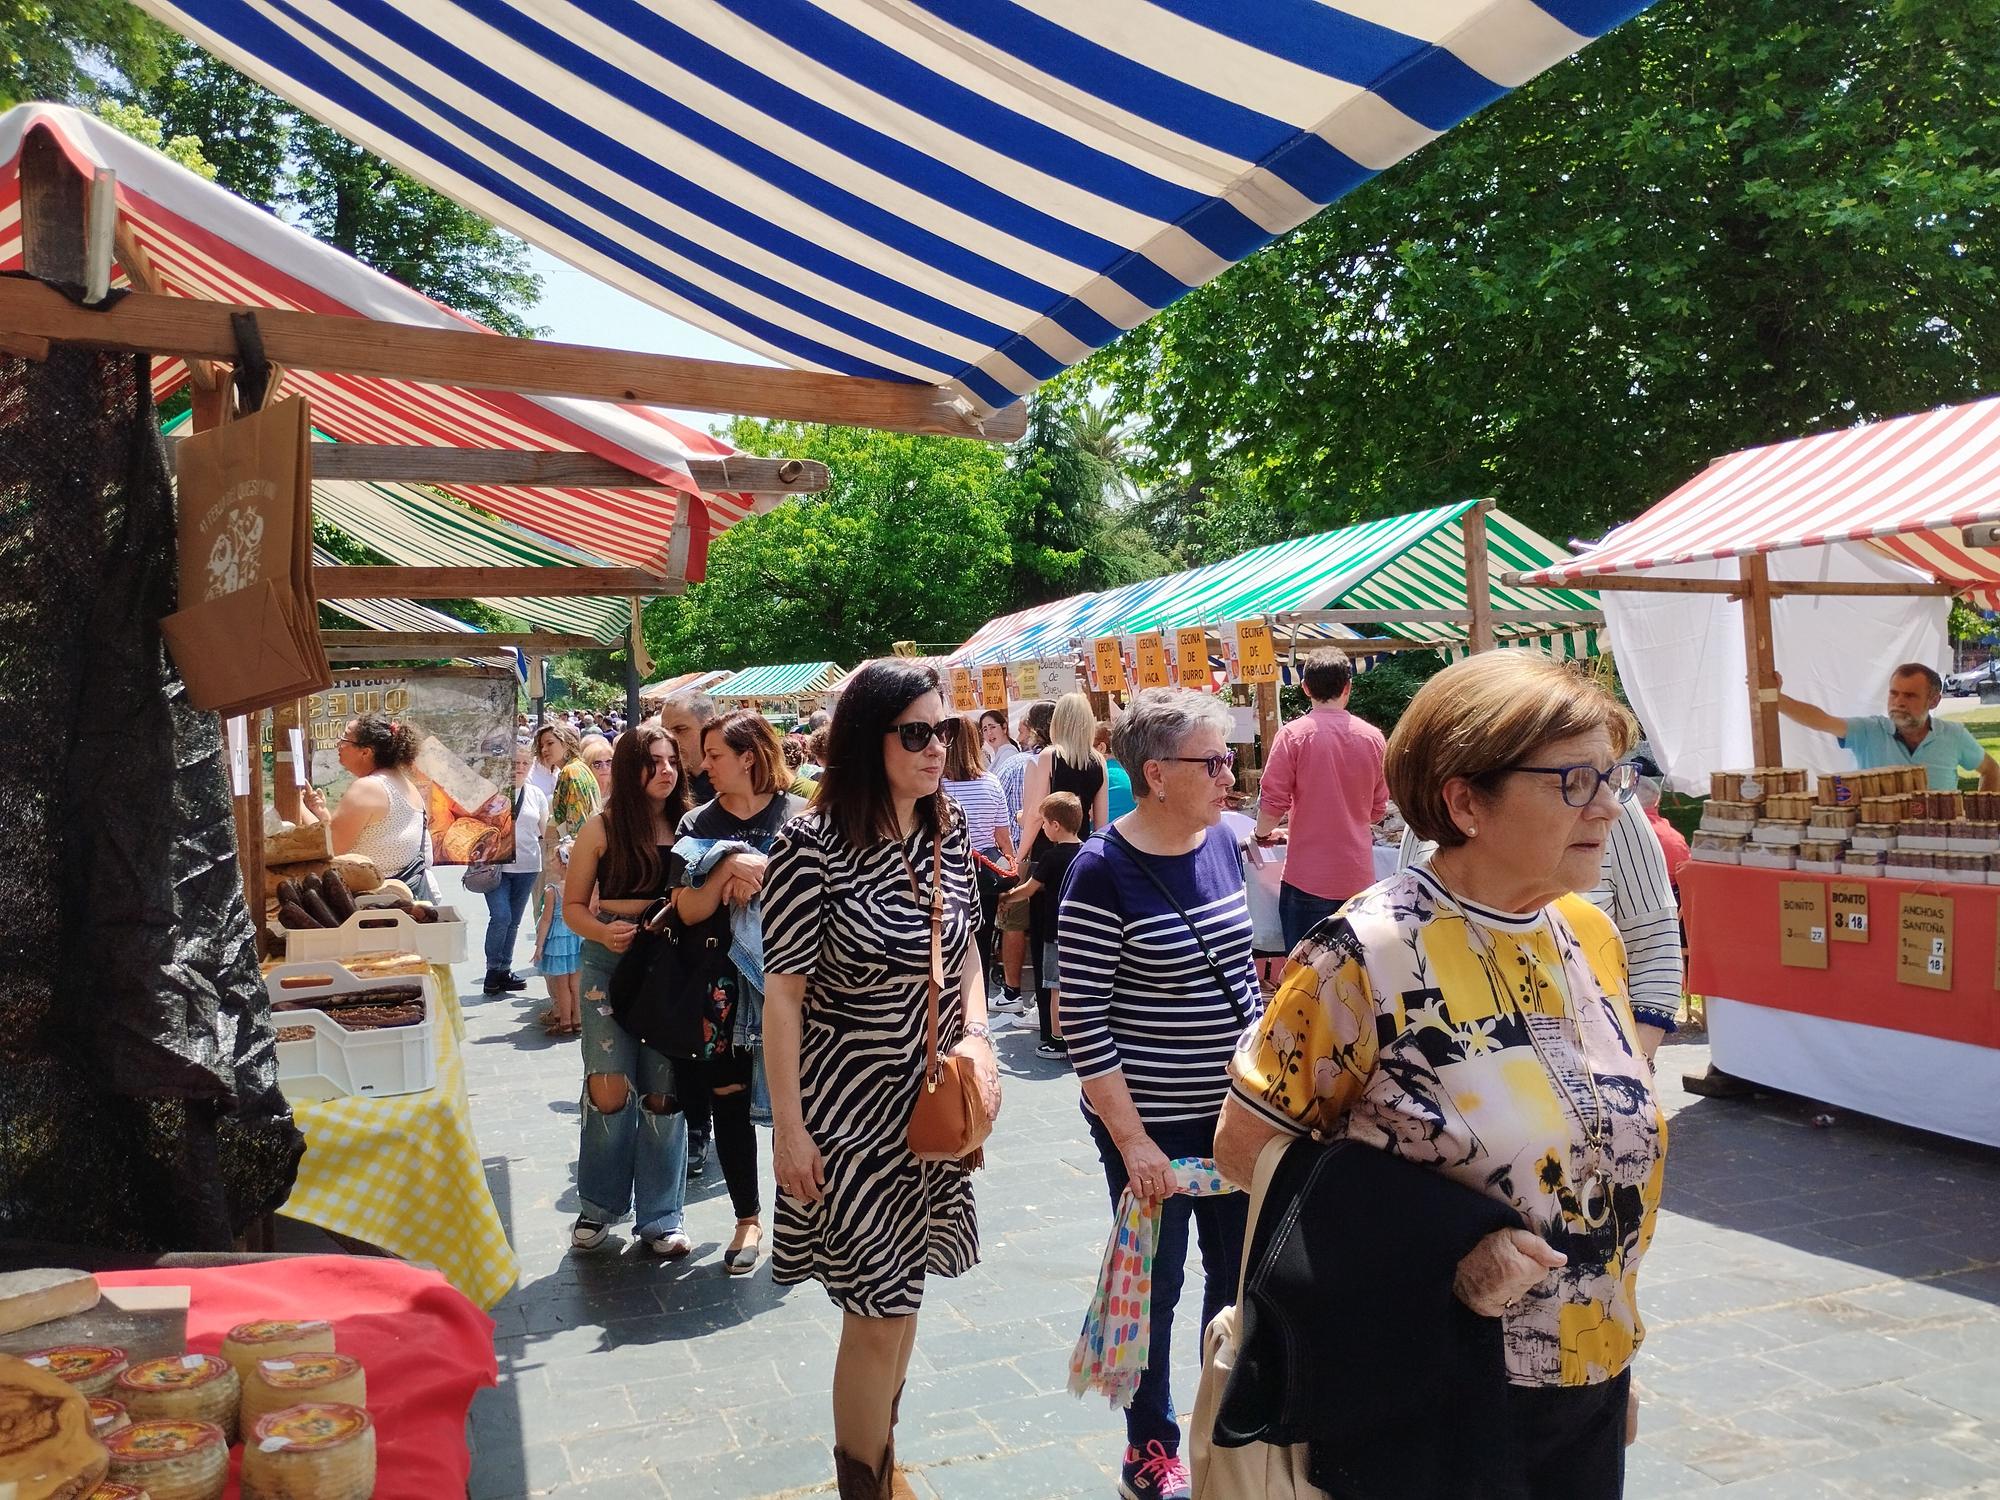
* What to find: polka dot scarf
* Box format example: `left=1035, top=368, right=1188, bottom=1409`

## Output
left=1068, top=1157, right=1238, bottom=1409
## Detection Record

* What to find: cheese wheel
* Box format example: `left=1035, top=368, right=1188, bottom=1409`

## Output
left=220, top=1322, right=334, bottom=1388
left=241, top=1354, right=365, bottom=1431
left=112, top=1358, right=240, bottom=1444
left=242, top=1404, right=376, bottom=1500
left=102, top=1421, right=227, bottom=1500
left=0, top=1351, right=111, bottom=1500
left=25, top=1345, right=129, bottom=1398
left=87, top=1398, right=131, bottom=1439
left=86, top=1484, right=151, bottom=1500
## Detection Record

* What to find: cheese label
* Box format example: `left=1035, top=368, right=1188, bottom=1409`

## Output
left=255, top=1402, right=371, bottom=1450
left=264, top=1360, right=296, bottom=1373
left=230, top=1319, right=331, bottom=1343
left=262, top=1354, right=357, bottom=1388
left=122, top=1354, right=225, bottom=1389
left=108, top=1419, right=225, bottom=1457
left=35, top=1345, right=122, bottom=1380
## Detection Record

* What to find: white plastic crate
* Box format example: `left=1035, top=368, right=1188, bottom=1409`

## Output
left=267, top=962, right=438, bottom=1103
left=281, top=898, right=468, bottom=965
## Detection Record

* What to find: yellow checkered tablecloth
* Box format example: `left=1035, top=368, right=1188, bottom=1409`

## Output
left=282, top=967, right=518, bottom=1309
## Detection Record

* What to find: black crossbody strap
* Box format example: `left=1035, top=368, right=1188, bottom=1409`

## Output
left=1104, top=825, right=1250, bottom=1027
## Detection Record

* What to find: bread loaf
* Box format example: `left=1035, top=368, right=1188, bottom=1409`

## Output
left=0, top=1352, right=111, bottom=1500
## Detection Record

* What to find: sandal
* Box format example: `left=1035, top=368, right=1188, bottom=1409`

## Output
left=536, top=1007, right=559, bottom=1027
left=725, top=1219, right=761, bottom=1277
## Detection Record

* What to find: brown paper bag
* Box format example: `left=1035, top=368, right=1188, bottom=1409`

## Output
left=160, top=396, right=330, bottom=714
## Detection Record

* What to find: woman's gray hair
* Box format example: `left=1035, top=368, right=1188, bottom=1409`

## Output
left=1112, top=688, right=1235, bottom=791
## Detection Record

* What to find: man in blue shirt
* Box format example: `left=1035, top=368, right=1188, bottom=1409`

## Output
left=1773, top=664, right=1998, bottom=791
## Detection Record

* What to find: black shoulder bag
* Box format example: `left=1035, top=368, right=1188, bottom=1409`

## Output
left=1103, top=825, right=1251, bottom=1027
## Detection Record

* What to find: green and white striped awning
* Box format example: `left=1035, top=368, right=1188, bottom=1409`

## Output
left=709, top=662, right=844, bottom=701
left=315, top=545, right=517, bottom=667
left=955, top=502, right=1600, bottom=663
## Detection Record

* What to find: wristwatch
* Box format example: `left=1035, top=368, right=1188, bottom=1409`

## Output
left=962, top=1021, right=992, bottom=1041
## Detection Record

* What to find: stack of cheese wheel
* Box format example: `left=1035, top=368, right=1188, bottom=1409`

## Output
left=241, top=1403, right=375, bottom=1500
left=86, top=1483, right=151, bottom=1499
left=27, top=1344, right=130, bottom=1397
left=0, top=1352, right=110, bottom=1499
left=102, top=1420, right=228, bottom=1500
left=115, top=1356, right=241, bottom=1444
left=87, top=1397, right=132, bottom=1439
left=242, top=1352, right=366, bottom=1430
left=220, top=1320, right=334, bottom=1389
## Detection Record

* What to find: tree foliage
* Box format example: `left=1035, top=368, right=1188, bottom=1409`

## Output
left=0, top=0, right=166, bottom=106
left=1087, top=0, right=2000, bottom=552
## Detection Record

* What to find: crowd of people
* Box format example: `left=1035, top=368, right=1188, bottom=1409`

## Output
left=319, top=651, right=1677, bottom=1500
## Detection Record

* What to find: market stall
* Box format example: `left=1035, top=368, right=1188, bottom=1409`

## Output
left=708, top=661, right=846, bottom=717
left=1515, top=395, right=2000, bottom=1143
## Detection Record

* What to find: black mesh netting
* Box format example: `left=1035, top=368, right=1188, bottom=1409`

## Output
left=0, top=342, right=303, bottom=1249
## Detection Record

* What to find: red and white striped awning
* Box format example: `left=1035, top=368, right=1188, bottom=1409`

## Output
left=0, top=102, right=752, bottom=578
left=1519, top=396, right=2000, bottom=604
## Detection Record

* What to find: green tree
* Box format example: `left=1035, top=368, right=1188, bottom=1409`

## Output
left=135, top=38, right=285, bottom=202
left=0, top=0, right=167, bottom=106
left=643, top=421, right=1021, bottom=673
left=1003, top=391, right=1165, bottom=603
left=1087, top=0, right=2000, bottom=546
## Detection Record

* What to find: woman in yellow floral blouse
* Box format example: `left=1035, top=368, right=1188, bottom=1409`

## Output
left=533, top=720, right=602, bottom=868
left=1216, top=651, right=1666, bottom=1500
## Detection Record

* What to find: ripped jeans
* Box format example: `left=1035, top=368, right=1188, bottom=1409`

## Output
left=575, top=938, right=688, bottom=1236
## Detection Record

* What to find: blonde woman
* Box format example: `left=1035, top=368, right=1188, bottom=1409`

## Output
left=1016, top=692, right=1109, bottom=863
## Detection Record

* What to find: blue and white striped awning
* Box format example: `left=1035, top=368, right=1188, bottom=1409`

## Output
left=135, top=0, right=1652, bottom=416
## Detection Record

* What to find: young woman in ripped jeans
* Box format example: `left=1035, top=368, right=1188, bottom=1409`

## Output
left=562, top=724, right=693, bottom=1256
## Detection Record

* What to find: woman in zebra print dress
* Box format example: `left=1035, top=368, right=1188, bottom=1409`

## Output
left=762, top=659, right=1001, bottom=1500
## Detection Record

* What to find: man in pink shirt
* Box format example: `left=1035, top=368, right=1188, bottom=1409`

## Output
left=1251, top=648, right=1390, bottom=950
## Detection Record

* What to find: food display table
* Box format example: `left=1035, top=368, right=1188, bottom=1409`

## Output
left=282, top=967, right=520, bottom=1307
left=1682, top=862, right=2000, bottom=1146
left=96, top=1256, right=497, bottom=1500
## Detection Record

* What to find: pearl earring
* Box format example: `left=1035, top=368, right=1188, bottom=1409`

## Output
left=1156, top=789, right=1168, bottom=803
left=1465, top=825, right=1478, bottom=838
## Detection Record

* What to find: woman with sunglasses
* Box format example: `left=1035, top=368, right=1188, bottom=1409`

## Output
left=1056, top=688, right=1259, bottom=1500
left=761, top=660, right=1000, bottom=1500
left=561, top=726, right=694, bottom=1256
left=1216, top=652, right=1665, bottom=1500
left=579, top=732, right=615, bottom=802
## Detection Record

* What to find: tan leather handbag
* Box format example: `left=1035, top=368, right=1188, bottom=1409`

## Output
left=903, top=829, right=993, bottom=1164
left=1189, top=1135, right=1329, bottom=1500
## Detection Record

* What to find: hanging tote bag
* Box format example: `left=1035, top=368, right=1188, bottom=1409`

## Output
left=1188, top=1134, right=1330, bottom=1500
left=903, top=827, right=993, bottom=1164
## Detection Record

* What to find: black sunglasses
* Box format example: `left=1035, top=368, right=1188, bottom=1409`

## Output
left=888, top=718, right=963, bottom=753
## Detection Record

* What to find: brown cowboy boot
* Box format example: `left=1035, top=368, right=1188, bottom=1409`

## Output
left=886, top=1382, right=918, bottom=1499
left=833, top=1445, right=893, bottom=1500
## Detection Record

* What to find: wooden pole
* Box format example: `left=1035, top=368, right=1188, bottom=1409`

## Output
left=240, top=710, right=269, bottom=957
left=1464, top=500, right=1497, bottom=654
left=0, top=277, right=1026, bottom=444
left=236, top=441, right=830, bottom=496
left=19, top=129, right=86, bottom=284
left=312, top=565, right=676, bottom=599
left=1254, top=679, right=1282, bottom=769
left=269, top=699, right=304, bottom=824
left=1740, top=554, right=1783, bottom=764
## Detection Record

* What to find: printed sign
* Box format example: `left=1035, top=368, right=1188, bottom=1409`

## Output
left=1778, top=881, right=1828, bottom=969
left=1896, top=892, right=1953, bottom=991
left=1135, top=631, right=1172, bottom=690
left=1829, top=882, right=1869, bottom=943
left=1175, top=627, right=1211, bottom=689
left=1092, top=637, right=1128, bottom=693
left=948, top=666, right=979, bottom=713
left=980, top=665, right=1010, bottom=712
left=1015, top=660, right=1041, bottom=699
left=1228, top=619, right=1280, bottom=684
left=304, top=667, right=516, bottom=866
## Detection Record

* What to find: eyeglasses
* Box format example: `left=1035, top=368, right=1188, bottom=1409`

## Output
left=888, top=718, right=962, bottom=753
left=585, top=756, right=613, bottom=768
left=1504, top=761, right=1639, bottom=807
left=1165, top=752, right=1236, bottom=778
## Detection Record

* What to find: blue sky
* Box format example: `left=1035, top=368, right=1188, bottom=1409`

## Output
left=523, top=246, right=775, bottom=435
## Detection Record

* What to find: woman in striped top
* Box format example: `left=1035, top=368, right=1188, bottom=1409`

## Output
left=942, top=715, right=1017, bottom=978
left=1057, top=689, right=1260, bottom=1500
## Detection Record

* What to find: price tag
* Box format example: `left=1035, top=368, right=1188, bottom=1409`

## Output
left=288, top=725, right=307, bottom=787
left=979, top=665, right=1009, bottom=713
left=1778, top=881, right=1827, bottom=969
left=1175, top=627, right=1211, bottom=689
left=1015, top=661, right=1040, bottom=699
left=1092, top=637, right=1127, bottom=693
left=1134, top=631, right=1172, bottom=689
left=1897, top=892, right=1953, bottom=991
left=1227, top=619, right=1280, bottom=684
left=947, top=667, right=978, bottom=713
left=226, top=715, right=251, bottom=797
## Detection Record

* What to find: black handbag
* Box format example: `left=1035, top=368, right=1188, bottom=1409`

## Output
left=607, top=899, right=734, bottom=1058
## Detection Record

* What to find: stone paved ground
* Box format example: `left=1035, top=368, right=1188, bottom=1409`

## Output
left=410, top=870, right=2000, bottom=1499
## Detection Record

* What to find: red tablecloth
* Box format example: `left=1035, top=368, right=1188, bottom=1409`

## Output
left=97, top=1256, right=497, bottom=1498
left=1683, top=862, right=2000, bottom=1049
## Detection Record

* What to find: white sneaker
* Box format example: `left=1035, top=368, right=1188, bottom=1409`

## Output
left=986, top=1011, right=1028, bottom=1033
left=644, top=1229, right=693, bottom=1259
left=990, top=987, right=1029, bottom=1014
left=570, top=1217, right=609, bottom=1250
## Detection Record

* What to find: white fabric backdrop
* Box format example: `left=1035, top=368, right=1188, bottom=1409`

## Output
left=1602, top=543, right=1950, bottom=793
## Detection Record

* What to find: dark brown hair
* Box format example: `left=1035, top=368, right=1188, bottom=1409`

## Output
left=1300, top=648, right=1354, bottom=702
left=599, top=725, right=687, bottom=897
left=812, top=660, right=950, bottom=849
left=347, top=712, right=418, bottom=770
left=942, top=714, right=986, bottom=781
left=702, top=710, right=786, bottom=796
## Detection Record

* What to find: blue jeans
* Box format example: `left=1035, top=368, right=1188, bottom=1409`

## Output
left=1086, top=1109, right=1247, bottom=1455
left=1278, top=880, right=1344, bottom=953
left=575, top=938, right=687, bottom=1236
left=481, top=869, right=540, bottom=973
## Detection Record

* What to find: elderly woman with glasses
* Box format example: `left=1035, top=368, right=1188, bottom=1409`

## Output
left=761, top=659, right=1001, bottom=1500
left=1057, top=688, right=1261, bottom=1500
left=1216, top=652, right=1666, bottom=1500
